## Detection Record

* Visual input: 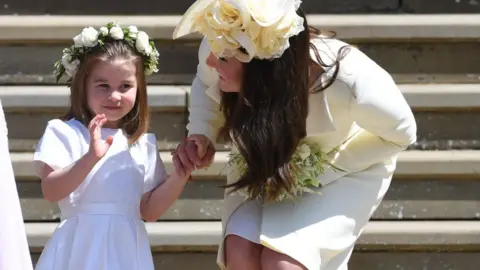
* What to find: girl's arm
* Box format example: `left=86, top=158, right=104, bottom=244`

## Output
left=35, top=114, right=113, bottom=202
left=140, top=171, right=189, bottom=222
left=40, top=152, right=101, bottom=202
left=140, top=134, right=191, bottom=222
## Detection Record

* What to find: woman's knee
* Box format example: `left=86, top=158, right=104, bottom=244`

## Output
left=261, top=247, right=307, bottom=270
left=225, top=235, right=262, bottom=269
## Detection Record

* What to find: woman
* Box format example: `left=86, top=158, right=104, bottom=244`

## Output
left=0, top=100, right=33, bottom=270
left=172, top=0, right=417, bottom=269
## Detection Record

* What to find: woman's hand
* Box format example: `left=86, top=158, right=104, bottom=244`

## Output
left=172, top=134, right=216, bottom=176
left=188, top=134, right=216, bottom=169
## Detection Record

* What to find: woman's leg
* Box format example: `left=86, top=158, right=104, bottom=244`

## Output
left=225, top=235, right=262, bottom=270
left=261, top=247, right=307, bottom=270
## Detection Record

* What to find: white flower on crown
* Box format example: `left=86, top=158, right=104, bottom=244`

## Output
left=54, top=22, right=160, bottom=83
left=128, top=26, right=139, bottom=38
left=135, top=31, right=152, bottom=56
left=99, top=27, right=109, bottom=36
left=61, top=53, right=80, bottom=77
left=73, top=27, right=99, bottom=48
left=175, top=0, right=304, bottom=62
left=109, top=26, right=124, bottom=40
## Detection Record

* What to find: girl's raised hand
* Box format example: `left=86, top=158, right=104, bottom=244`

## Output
left=88, top=114, right=114, bottom=159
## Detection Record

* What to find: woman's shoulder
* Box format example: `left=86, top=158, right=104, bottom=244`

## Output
left=310, top=35, right=386, bottom=85
left=310, top=35, right=367, bottom=68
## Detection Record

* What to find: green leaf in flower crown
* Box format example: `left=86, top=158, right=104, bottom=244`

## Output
left=53, top=61, right=64, bottom=83
left=106, top=22, right=116, bottom=29
left=124, top=38, right=135, bottom=48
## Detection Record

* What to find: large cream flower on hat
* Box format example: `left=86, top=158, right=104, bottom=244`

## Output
left=246, top=0, right=298, bottom=26
left=173, top=0, right=304, bottom=62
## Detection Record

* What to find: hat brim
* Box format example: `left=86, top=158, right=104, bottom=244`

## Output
left=173, top=0, right=216, bottom=39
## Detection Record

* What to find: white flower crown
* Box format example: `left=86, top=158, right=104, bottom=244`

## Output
left=54, top=21, right=160, bottom=83
left=173, top=0, right=305, bottom=62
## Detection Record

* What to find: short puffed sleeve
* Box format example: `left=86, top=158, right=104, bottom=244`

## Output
left=143, top=133, right=168, bottom=193
left=33, top=119, right=78, bottom=176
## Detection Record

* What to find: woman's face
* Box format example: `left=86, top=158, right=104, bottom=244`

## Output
left=206, top=53, right=244, bottom=93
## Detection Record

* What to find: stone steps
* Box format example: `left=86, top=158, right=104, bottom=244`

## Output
left=2, top=84, right=480, bottom=152
left=0, top=38, right=479, bottom=86
left=3, top=84, right=480, bottom=109
left=26, top=221, right=480, bottom=250
left=2, top=0, right=480, bottom=15
left=16, top=177, right=480, bottom=221
left=0, top=85, right=187, bottom=110
left=27, top=252, right=480, bottom=270
left=10, top=150, right=480, bottom=180
left=0, top=14, right=478, bottom=41
left=26, top=221, right=480, bottom=269
left=13, top=149, right=480, bottom=222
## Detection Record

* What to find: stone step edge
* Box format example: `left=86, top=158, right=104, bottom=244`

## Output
left=0, top=14, right=478, bottom=41
left=1, top=85, right=187, bottom=110
left=2, top=84, right=480, bottom=109
left=26, top=221, right=480, bottom=250
left=11, top=150, right=480, bottom=179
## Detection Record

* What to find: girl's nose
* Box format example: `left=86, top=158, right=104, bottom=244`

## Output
left=109, top=91, right=121, bottom=102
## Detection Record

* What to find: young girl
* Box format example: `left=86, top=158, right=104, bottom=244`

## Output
left=33, top=22, right=191, bottom=270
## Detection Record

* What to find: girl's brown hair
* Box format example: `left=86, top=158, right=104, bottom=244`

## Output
left=62, top=40, right=149, bottom=144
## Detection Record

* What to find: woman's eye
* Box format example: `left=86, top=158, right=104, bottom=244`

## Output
left=99, top=84, right=109, bottom=88
left=219, top=57, right=227, bottom=62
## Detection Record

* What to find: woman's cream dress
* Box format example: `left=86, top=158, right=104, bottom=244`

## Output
left=187, top=37, right=417, bottom=270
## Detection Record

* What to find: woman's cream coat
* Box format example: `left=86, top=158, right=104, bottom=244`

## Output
left=187, top=37, right=417, bottom=269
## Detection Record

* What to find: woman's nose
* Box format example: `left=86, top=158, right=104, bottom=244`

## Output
left=205, top=53, right=217, bottom=68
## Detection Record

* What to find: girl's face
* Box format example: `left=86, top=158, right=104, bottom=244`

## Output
left=86, top=58, right=138, bottom=128
left=205, top=53, right=244, bottom=93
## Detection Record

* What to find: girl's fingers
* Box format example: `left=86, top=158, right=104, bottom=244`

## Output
left=98, top=116, right=107, bottom=128
left=186, top=140, right=201, bottom=165
left=187, top=135, right=208, bottom=158
left=105, top=136, right=114, bottom=146
left=172, top=154, right=186, bottom=177
left=89, top=114, right=106, bottom=141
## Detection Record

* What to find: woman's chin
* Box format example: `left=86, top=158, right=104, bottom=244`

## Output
left=219, top=83, right=240, bottom=93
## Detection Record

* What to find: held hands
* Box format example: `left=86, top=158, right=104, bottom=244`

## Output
left=87, top=114, right=114, bottom=160
left=172, top=134, right=216, bottom=177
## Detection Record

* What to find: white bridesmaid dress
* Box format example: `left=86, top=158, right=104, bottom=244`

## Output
left=33, top=118, right=166, bottom=270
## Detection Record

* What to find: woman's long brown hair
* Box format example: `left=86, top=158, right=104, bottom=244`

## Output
left=218, top=8, right=349, bottom=201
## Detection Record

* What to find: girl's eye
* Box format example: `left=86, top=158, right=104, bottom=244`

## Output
left=99, top=84, right=109, bottom=88
left=219, top=57, right=227, bottom=62
left=122, top=84, right=132, bottom=89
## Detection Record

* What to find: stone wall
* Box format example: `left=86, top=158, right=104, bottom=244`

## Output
left=0, top=0, right=479, bottom=15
